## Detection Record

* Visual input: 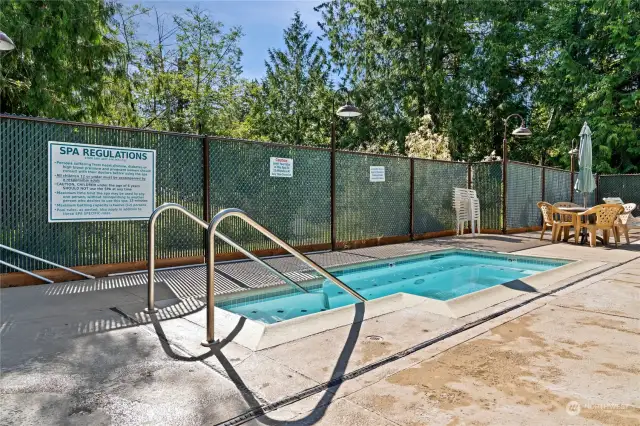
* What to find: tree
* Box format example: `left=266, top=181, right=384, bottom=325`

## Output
left=101, top=3, right=150, bottom=127
left=0, top=0, right=121, bottom=120
left=317, top=0, right=476, bottom=152
left=250, top=12, right=332, bottom=145
left=405, top=114, right=452, bottom=160
left=531, top=0, right=640, bottom=173
left=133, top=6, right=243, bottom=134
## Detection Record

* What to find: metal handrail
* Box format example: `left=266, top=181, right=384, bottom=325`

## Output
left=0, top=243, right=94, bottom=281
left=147, top=203, right=310, bottom=313
left=0, top=260, right=54, bottom=284
left=202, top=208, right=367, bottom=346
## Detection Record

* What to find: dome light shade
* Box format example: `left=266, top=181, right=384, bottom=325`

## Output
left=0, top=32, right=15, bottom=51
left=511, top=124, right=532, bottom=137
left=336, top=104, right=362, bottom=118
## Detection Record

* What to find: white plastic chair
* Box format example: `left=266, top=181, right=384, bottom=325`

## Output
left=453, top=188, right=480, bottom=236
left=470, top=196, right=481, bottom=234
left=616, top=203, right=640, bottom=244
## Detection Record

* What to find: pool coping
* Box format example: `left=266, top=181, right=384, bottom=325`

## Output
left=213, top=249, right=606, bottom=351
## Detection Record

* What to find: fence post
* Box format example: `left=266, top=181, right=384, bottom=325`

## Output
left=202, top=135, right=211, bottom=253
left=595, top=174, right=600, bottom=205
left=203, top=135, right=211, bottom=223
left=467, top=163, right=472, bottom=233
left=502, top=159, right=508, bottom=234
left=409, top=158, right=415, bottom=240
left=541, top=166, right=546, bottom=226
left=330, top=127, right=337, bottom=251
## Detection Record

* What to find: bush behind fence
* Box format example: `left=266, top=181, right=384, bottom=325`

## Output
left=1, top=115, right=638, bottom=273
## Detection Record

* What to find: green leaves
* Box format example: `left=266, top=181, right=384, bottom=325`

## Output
left=1, top=0, right=637, bottom=173
left=249, top=12, right=332, bottom=146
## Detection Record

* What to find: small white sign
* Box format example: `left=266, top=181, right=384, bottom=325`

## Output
left=369, top=166, right=386, bottom=182
left=48, top=141, right=156, bottom=222
left=270, top=157, right=293, bottom=178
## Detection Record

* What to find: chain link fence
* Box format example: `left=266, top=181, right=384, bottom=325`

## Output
left=413, top=159, right=468, bottom=234
left=544, top=168, right=572, bottom=205
left=335, top=152, right=411, bottom=242
left=210, top=139, right=331, bottom=253
left=506, top=163, right=542, bottom=229
left=4, top=115, right=640, bottom=276
left=598, top=174, right=640, bottom=210
left=471, top=162, right=502, bottom=230
left=0, top=117, right=203, bottom=273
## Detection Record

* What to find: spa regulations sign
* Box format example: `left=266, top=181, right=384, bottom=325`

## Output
left=48, top=142, right=156, bottom=222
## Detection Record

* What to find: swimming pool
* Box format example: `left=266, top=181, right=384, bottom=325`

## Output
left=217, top=250, right=568, bottom=324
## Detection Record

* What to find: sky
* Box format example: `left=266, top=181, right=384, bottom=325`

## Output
left=127, top=0, right=325, bottom=80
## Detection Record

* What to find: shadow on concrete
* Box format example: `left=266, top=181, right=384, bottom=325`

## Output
left=148, top=313, right=246, bottom=363
left=223, top=302, right=366, bottom=425
left=149, top=302, right=366, bottom=425
left=502, top=279, right=538, bottom=293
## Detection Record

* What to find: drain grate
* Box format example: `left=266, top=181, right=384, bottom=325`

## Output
left=365, top=335, right=383, bottom=342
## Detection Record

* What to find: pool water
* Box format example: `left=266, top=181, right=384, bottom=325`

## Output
left=218, top=250, right=566, bottom=324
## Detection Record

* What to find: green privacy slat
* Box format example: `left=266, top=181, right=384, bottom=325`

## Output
left=598, top=175, right=640, bottom=208
left=335, top=153, right=411, bottom=241
left=210, top=140, right=331, bottom=254
left=506, top=163, right=542, bottom=229
left=543, top=169, right=572, bottom=205
left=471, top=162, right=502, bottom=230
left=413, top=160, right=468, bottom=234
left=0, top=118, right=203, bottom=272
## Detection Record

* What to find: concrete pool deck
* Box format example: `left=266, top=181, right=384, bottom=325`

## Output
left=1, top=232, right=639, bottom=425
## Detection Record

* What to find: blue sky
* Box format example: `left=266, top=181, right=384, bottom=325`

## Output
left=128, top=0, right=325, bottom=80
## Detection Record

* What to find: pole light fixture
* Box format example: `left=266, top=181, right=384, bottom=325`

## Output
left=0, top=32, right=15, bottom=51
left=330, top=88, right=362, bottom=250
left=501, top=113, right=533, bottom=233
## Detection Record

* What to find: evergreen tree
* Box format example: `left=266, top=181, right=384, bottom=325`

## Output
left=0, top=0, right=121, bottom=120
left=252, top=12, right=332, bottom=145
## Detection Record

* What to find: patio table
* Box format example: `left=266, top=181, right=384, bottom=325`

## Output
left=556, top=206, right=602, bottom=245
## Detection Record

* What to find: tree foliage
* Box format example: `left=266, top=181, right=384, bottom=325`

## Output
left=250, top=12, right=332, bottom=145
left=405, top=115, right=452, bottom=160
left=0, top=0, right=120, bottom=120
left=1, top=0, right=638, bottom=173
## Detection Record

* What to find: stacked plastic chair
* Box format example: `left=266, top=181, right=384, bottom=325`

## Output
left=453, top=188, right=481, bottom=236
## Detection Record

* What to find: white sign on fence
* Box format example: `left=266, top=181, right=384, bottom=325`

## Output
left=48, top=141, right=156, bottom=222
left=270, top=157, right=293, bottom=178
left=369, top=166, right=386, bottom=182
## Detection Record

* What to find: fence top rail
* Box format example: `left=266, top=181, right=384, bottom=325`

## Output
left=0, top=113, right=203, bottom=139
left=599, top=173, right=640, bottom=177
left=508, top=160, right=546, bottom=169
left=412, top=157, right=469, bottom=165
left=542, top=165, right=572, bottom=173
left=471, top=160, right=503, bottom=165
left=209, top=135, right=332, bottom=152
left=335, top=149, right=412, bottom=160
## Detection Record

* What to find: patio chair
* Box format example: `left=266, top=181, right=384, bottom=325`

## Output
left=538, top=202, right=574, bottom=242
left=553, top=202, right=580, bottom=241
left=616, top=203, right=639, bottom=244
left=577, top=204, right=624, bottom=247
left=453, top=188, right=480, bottom=236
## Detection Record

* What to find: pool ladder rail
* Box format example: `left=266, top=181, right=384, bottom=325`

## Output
left=0, top=244, right=95, bottom=284
left=146, top=204, right=366, bottom=346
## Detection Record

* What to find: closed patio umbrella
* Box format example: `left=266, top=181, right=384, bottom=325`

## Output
left=574, top=122, right=596, bottom=207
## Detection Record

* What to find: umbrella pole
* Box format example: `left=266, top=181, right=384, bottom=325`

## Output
left=584, top=194, right=587, bottom=208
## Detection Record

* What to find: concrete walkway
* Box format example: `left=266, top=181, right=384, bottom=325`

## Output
left=1, top=233, right=639, bottom=425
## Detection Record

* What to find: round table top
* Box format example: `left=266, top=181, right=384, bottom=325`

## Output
left=557, top=206, right=589, bottom=212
